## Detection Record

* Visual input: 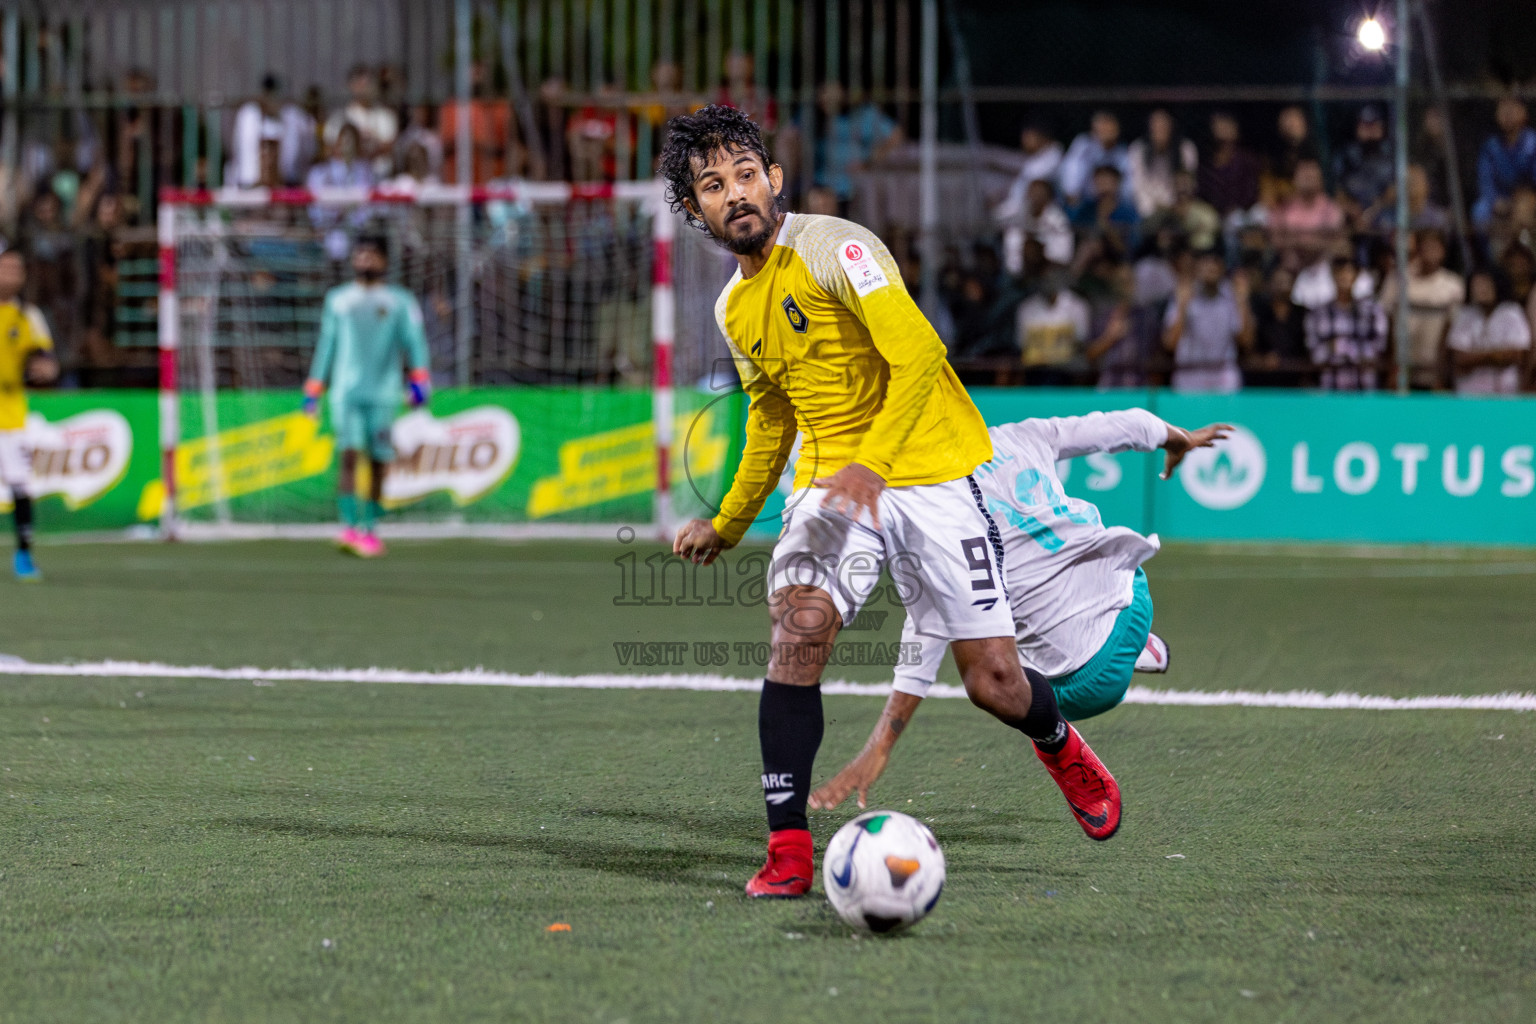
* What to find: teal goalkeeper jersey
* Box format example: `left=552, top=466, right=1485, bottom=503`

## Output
left=309, top=282, right=429, bottom=407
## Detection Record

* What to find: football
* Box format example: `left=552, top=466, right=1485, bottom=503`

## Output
left=822, top=810, right=946, bottom=933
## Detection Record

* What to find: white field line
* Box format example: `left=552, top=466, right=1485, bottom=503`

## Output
left=0, top=658, right=1532, bottom=711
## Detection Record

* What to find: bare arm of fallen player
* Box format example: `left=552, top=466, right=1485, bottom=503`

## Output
left=810, top=417, right=1233, bottom=810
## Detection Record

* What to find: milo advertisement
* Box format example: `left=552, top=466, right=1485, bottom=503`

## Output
left=18, top=388, right=736, bottom=533
left=15, top=387, right=1536, bottom=546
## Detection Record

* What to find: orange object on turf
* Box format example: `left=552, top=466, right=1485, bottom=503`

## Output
left=1035, top=726, right=1122, bottom=841
left=546, top=923, right=571, bottom=932
left=745, top=828, right=813, bottom=898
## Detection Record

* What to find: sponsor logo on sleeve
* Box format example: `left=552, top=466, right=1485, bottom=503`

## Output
left=836, top=238, right=890, bottom=297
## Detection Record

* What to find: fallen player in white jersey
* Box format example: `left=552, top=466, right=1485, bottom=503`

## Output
left=810, top=408, right=1230, bottom=810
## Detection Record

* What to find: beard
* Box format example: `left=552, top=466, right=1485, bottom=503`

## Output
left=715, top=201, right=779, bottom=255
left=357, top=268, right=384, bottom=283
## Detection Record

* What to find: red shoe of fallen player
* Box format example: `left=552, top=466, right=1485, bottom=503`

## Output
left=1035, top=726, right=1122, bottom=841
left=745, top=828, right=814, bottom=898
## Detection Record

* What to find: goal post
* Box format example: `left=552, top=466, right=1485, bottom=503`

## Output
left=153, top=182, right=735, bottom=540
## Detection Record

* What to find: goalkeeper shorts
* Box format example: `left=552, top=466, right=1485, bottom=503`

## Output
left=1050, top=567, right=1154, bottom=721
left=332, top=400, right=397, bottom=462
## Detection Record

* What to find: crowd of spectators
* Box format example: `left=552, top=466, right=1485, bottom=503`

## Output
left=926, top=101, right=1536, bottom=393
left=6, top=58, right=1536, bottom=394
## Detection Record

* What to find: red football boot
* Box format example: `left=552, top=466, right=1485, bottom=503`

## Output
left=745, top=828, right=814, bottom=898
left=1035, top=726, right=1122, bottom=841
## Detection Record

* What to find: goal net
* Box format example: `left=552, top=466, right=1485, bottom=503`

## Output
left=154, top=183, right=740, bottom=538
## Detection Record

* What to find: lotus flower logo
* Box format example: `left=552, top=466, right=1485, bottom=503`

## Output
left=1179, top=424, right=1266, bottom=510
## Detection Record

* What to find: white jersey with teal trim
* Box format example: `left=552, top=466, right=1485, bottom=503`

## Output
left=894, top=409, right=1167, bottom=691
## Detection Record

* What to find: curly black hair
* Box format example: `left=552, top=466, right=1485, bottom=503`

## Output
left=658, top=104, right=778, bottom=233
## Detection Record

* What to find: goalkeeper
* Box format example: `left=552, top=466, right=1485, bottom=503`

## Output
left=303, top=236, right=430, bottom=558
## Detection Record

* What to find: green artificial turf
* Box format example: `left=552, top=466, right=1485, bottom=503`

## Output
left=1, top=540, right=1533, bottom=1022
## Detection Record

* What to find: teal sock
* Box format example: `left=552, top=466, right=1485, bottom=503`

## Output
left=362, top=500, right=384, bottom=531
left=338, top=494, right=359, bottom=527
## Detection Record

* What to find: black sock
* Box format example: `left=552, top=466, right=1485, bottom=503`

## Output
left=12, top=494, right=32, bottom=552
left=1015, top=667, right=1070, bottom=755
left=758, top=680, right=824, bottom=832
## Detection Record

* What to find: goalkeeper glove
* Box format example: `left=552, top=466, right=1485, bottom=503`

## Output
left=302, top=379, right=324, bottom=418
left=407, top=369, right=431, bottom=408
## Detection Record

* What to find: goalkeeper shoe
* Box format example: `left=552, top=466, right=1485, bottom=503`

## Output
left=13, top=550, right=41, bottom=582
left=335, top=527, right=363, bottom=555
left=1035, top=726, right=1122, bottom=841
left=353, top=532, right=386, bottom=559
left=1134, top=632, right=1170, bottom=673
left=745, top=829, right=814, bottom=898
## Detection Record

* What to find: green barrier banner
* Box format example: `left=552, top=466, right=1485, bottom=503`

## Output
left=4, top=392, right=159, bottom=533
left=1149, top=391, right=1536, bottom=545
left=18, top=388, right=736, bottom=532
left=18, top=387, right=1536, bottom=544
left=742, top=388, right=1536, bottom=546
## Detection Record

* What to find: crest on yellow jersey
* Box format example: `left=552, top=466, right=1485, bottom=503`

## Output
left=780, top=294, right=808, bottom=334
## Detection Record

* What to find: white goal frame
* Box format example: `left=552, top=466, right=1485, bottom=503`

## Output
left=155, top=181, right=678, bottom=540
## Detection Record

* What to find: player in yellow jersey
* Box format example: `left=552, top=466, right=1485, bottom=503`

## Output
left=662, top=107, right=1122, bottom=898
left=0, top=250, right=59, bottom=581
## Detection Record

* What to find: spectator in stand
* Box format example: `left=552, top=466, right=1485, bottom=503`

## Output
left=1070, top=165, right=1140, bottom=257
left=1447, top=267, right=1531, bottom=395
left=1058, top=110, right=1130, bottom=206
left=76, top=192, right=127, bottom=385
left=1146, top=169, right=1220, bottom=252
left=530, top=77, right=571, bottom=181
left=1247, top=265, right=1310, bottom=386
left=1334, top=105, right=1395, bottom=236
left=1261, top=105, right=1320, bottom=206
left=1377, top=229, right=1463, bottom=389
left=1162, top=249, right=1252, bottom=393
left=996, top=177, right=1073, bottom=276
left=1087, top=259, right=1159, bottom=388
left=112, top=68, right=156, bottom=222
left=393, top=104, right=444, bottom=181
left=380, top=142, right=441, bottom=195
left=441, top=62, right=517, bottom=185
left=1012, top=117, right=1064, bottom=193
left=326, top=65, right=399, bottom=179
left=230, top=74, right=316, bottom=188
left=1488, top=182, right=1536, bottom=262
left=1499, top=242, right=1536, bottom=342
left=19, top=191, right=79, bottom=385
left=568, top=82, right=633, bottom=182
left=1473, top=96, right=1536, bottom=231
left=1413, top=106, right=1453, bottom=210
left=813, top=82, right=902, bottom=210
left=1305, top=255, right=1388, bottom=390
left=1127, top=109, right=1197, bottom=218
left=717, top=52, right=777, bottom=134
left=1016, top=268, right=1090, bottom=384
left=306, top=124, right=375, bottom=261
left=803, top=186, right=840, bottom=217
left=1379, top=164, right=1451, bottom=234
left=1197, top=111, right=1261, bottom=219
left=897, top=249, right=955, bottom=350
left=1133, top=229, right=1182, bottom=310
left=1269, top=158, right=1343, bottom=260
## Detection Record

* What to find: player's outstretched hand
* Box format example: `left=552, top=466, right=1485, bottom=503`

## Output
left=1162, top=422, right=1234, bottom=479
left=301, top=379, right=324, bottom=419
left=673, top=517, right=728, bottom=565
left=407, top=369, right=431, bottom=408
left=814, top=463, right=886, bottom=530
left=810, top=745, right=892, bottom=811
left=23, top=352, right=59, bottom=387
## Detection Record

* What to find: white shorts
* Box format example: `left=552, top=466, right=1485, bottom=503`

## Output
left=0, top=430, right=31, bottom=491
left=767, top=477, right=1013, bottom=642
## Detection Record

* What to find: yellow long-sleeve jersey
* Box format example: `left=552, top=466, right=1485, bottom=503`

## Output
left=0, top=301, right=54, bottom=431
left=710, top=213, right=992, bottom=546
